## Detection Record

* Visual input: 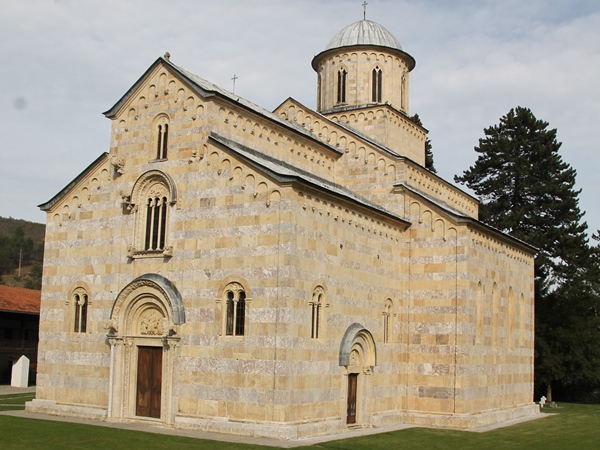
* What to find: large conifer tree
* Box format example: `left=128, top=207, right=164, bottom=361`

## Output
left=410, top=113, right=436, bottom=173
left=455, top=106, right=600, bottom=400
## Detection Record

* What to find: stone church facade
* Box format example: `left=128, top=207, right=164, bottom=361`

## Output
left=27, top=19, right=538, bottom=439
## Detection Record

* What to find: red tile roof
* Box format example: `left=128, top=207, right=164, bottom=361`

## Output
left=0, top=285, right=41, bottom=314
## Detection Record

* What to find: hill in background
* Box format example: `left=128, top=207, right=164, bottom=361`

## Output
left=0, top=216, right=45, bottom=289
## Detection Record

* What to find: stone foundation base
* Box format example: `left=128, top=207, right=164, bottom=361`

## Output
left=22, top=400, right=540, bottom=439
left=370, top=403, right=540, bottom=430
left=174, top=415, right=344, bottom=440
left=25, top=399, right=107, bottom=420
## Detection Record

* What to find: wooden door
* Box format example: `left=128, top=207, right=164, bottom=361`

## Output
left=347, top=373, right=357, bottom=424
left=136, top=346, right=162, bottom=418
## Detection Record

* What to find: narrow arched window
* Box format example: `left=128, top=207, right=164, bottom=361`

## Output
left=226, top=291, right=235, bottom=336
left=372, top=67, right=382, bottom=103
left=492, top=283, right=499, bottom=347
left=476, top=282, right=484, bottom=344
left=317, top=73, right=322, bottom=111
left=310, top=286, right=325, bottom=339
left=154, top=115, right=170, bottom=160
left=383, top=299, right=393, bottom=343
left=225, top=283, right=246, bottom=336
left=401, top=74, right=407, bottom=111
left=73, top=291, right=88, bottom=333
left=156, top=123, right=168, bottom=159
left=508, top=287, right=515, bottom=350
left=337, top=69, right=347, bottom=104
left=519, top=293, right=526, bottom=346
left=145, top=196, right=168, bottom=251
left=236, top=291, right=246, bottom=336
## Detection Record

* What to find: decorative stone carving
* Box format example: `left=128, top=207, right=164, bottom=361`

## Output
left=188, top=148, right=204, bottom=163
left=227, top=282, right=245, bottom=299
left=140, top=309, right=163, bottom=335
left=104, top=320, right=119, bottom=335
left=350, top=349, right=359, bottom=365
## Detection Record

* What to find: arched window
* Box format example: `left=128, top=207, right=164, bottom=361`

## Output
left=508, top=287, right=515, bottom=350
left=73, top=289, right=89, bottom=333
left=372, top=67, right=382, bottom=103
left=154, top=115, right=170, bottom=160
left=225, top=283, right=246, bottom=336
left=337, top=69, right=347, bottom=104
left=519, top=293, right=526, bottom=346
left=492, top=283, right=499, bottom=347
left=382, top=299, right=393, bottom=343
left=317, top=73, right=322, bottom=111
left=476, top=282, right=483, bottom=344
left=401, top=74, right=407, bottom=111
left=129, top=170, right=177, bottom=257
left=310, top=286, right=324, bottom=339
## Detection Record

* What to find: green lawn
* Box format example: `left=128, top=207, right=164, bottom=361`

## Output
left=0, top=392, right=35, bottom=411
left=0, top=393, right=599, bottom=449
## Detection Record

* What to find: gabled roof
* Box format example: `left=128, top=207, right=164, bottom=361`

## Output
left=209, top=132, right=411, bottom=228
left=103, top=56, right=342, bottom=157
left=275, top=97, right=404, bottom=159
left=275, top=97, right=479, bottom=208
left=0, top=285, right=41, bottom=315
left=38, top=152, right=109, bottom=211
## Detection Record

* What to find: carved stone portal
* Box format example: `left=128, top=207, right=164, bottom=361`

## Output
left=107, top=274, right=183, bottom=426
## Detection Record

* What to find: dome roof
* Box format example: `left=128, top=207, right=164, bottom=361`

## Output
left=325, top=19, right=402, bottom=51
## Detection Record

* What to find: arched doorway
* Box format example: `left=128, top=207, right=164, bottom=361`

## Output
left=106, top=274, right=185, bottom=424
left=339, top=323, right=376, bottom=426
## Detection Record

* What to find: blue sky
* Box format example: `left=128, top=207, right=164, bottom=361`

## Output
left=1, top=0, right=599, bottom=236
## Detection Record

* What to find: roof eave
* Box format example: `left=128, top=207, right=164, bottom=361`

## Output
left=395, top=184, right=536, bottom=254
left=311, top=45, right=416, bottom=72
left=208, top=133, right=411, bottom=229
left=38, top=152, right=109, bottom=212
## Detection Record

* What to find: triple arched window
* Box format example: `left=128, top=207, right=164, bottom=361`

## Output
left=372, top=67, right=382, bottom=103
left=129, top=170, right=176, bottom=257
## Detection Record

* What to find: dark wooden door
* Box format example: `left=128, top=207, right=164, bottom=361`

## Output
left=136, top=346, right=162, bottom=418
left=347, top=373, right=357, bottom=424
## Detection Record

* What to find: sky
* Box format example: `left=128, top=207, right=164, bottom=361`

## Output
left=1, top=0, right=599, bottom=237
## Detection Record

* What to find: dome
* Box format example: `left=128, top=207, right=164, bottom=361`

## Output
left=325, top=19, right=402, bottom=51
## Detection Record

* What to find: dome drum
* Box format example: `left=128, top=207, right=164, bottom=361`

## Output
left=313, top=20, right=414, bottom=114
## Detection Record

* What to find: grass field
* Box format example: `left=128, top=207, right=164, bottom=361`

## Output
left=0, top=392, right=34, bottom=411
left=1, top=393, right=599, bottom=449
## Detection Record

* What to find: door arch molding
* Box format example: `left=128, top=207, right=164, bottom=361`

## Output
left=339, top=323, right=377, bottom=368
left=339, top=323, right=377, bottom=426
left=106, top=274, right=183, bottom=424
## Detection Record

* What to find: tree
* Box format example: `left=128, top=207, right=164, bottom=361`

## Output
left=410, top=114, right=436, bottom=173
left=455, top=106, right=600, bottom=400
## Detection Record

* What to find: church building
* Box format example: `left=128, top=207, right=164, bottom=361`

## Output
left=27, top=18, right=538, bottom=439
